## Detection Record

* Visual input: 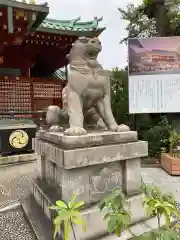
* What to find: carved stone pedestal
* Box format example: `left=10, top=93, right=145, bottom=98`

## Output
left=22, top=130, right=153, bottom=240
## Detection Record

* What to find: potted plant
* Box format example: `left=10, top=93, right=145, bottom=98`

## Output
left=161, top=129, right=180, bottom=175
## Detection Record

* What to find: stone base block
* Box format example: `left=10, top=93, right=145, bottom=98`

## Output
left=28, top=130, right=149, bottom=239
left=33, top=137, right=148, bottom=169
left=22, top=193, right=176, bottom=240
left=71, top=210, right=175, bottom=240
left=99, top=216, right=175, bottom=240
left=36, top=130, right=138, bottom=150
left=33, top=130, right=148, bottom=201
left=0, top=153, right=36, bottom=165
left=68, top=194, right=148, bottom=240
left=30, top=179, right=148, bottom=239
left=48, top=161, right=124, bottom=204
left=33, top=154, right=141, bottom=205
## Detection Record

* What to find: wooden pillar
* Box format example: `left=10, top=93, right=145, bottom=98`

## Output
left=24, top=66, right=30, bottom=77
left=65, top=65, right=68, bottom=81
left=7, top=6, right=13, bottom=34
left=60, top=88, right=63, bottom=109
left=30, top=77, right=34, bottom=113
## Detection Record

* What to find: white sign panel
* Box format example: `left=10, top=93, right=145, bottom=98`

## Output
left=128, top=37, right=180, bottom=113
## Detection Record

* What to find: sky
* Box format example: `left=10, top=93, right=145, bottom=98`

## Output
left=35, top=0, right=142, bottom=70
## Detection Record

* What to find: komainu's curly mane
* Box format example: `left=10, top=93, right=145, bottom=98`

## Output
left=67, top=37, right=108, bottom=77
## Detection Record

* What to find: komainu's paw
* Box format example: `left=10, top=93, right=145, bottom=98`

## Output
left=64, top=127, right=87, bottom=136
left=110, top=124, right=130, bottom=132
left=49, top=125, right=64, bottom=132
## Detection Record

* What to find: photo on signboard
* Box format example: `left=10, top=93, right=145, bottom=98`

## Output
left=128, top=36, right=180, bottom=114
left=128, top=37, right=180, bottom=76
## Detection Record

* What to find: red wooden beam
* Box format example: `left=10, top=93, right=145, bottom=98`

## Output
left=30, top=76, right=34, bottom=111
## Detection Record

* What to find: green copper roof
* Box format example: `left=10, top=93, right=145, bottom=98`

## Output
left=48, top=69, right=66, bottom=80
left=42, top=68, right=66, bottom=80
left=37, top=16, right=105, bottom=35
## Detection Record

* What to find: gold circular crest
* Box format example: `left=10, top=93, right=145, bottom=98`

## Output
left=9, top=130, right=29, bottom=148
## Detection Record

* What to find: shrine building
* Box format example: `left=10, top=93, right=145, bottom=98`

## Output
left=0, top=0, right=105, bottom=118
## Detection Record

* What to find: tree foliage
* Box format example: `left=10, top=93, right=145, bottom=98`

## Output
left=119, top=3, right=157, bottom=43
left=117, top=0, right=180, bottom=158
left=119, top=0, right=180, bottom=43
left=110, top=68, right=152, bottom=134
left=142, top=116, right=171, bottom=157
left=111, top=67, right=133, bottom=125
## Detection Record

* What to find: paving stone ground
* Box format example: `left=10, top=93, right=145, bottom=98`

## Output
left=141, top=168, right=180, bottom=203
left=0, top=162, right=37, bottom=240
left=0, top=162, right=37, bottom=208
left=0, top=207, right=36, bottom=240
left=0, top=161, right=180, bottom=239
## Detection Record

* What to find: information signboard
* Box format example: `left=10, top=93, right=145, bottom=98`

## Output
left=128, top=37, right=180, bottom=113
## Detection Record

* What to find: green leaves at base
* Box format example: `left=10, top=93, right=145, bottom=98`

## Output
left=131, top=230, right=180, bottom=240
left=156, top=229, right=180, bottom=240
left=49, top=192, right=86, bottom=240
left=105, top=212, right=131, bottom=236
left=99, top=189, right=131, bottom=237
left=141, top=183, right=179, bottom=229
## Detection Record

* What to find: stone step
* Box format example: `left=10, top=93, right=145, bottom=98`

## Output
left=0, top=203, right=37, bottom=240
left=22, top=194, right=176, bottom=240
left=99, top=216, right=176, bottom=240
left=0, top=153, right=36, bottom=165
left=31, top=179, right=148, bottom=223
left=33, top=178, right=60, bottom=204
left=31, top=178, right=61, bottom=221
left=28, top=179, right=148, bottom=239
left=22, top=194, right=56, bottom=240
left=28, top=179, right=177, bottom=240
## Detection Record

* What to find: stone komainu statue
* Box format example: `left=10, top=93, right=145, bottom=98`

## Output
left=46, top=36, right=130, bottom=136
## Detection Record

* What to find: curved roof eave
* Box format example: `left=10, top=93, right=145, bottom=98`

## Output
left=36, top=16, right=105, bottom=36
left=36, top=26, right=106, bottom=36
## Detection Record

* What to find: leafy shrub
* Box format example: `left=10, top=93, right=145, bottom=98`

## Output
left=49, top=192, right=86, bottom=240
left=164, top=129, right=180, bottom=157
left=111, top=68, right=131, bottom=125
left=140, top=182, right=180, bottom=240
left=99, top=189, right=131, bottom=237
left=110, top=68, right=172, bottom=157
left=142, top=117, right=171, bottom=157
left=141, top=182, right=178, bottom=227
left=50, top=184, right=180, bottom=240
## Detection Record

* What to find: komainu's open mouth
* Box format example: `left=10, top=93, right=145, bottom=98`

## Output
left=88, top=52, right=96, bottom=58
left=87, top=49, right=99, bottom=59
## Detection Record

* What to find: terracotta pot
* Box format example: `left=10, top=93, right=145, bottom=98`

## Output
left=161, top=153, right=180, bottom=175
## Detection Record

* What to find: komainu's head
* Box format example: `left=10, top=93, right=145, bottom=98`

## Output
left=67, top=36, right=102, bottom=62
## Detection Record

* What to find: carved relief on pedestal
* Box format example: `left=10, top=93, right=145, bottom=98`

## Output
left=89, top=162, right=123, bottom=198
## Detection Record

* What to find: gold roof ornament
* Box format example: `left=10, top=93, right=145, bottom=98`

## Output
left=39, top=2, right=48, bottom=7
left=16, top=10, right=25, bottom=18
left=29, top=0, right=36, bottom=4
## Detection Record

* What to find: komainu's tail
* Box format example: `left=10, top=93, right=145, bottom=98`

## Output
left=46, top=105, right=61, bottom=126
